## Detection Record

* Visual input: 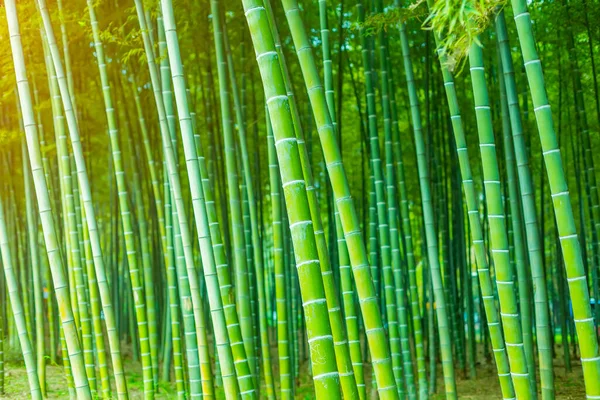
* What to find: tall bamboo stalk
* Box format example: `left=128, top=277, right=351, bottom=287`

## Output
left=510, top=0, right=600, bottom=396
left=496, top=11, right=554, bottom=398
left=7, top=1, right=91, bottom=397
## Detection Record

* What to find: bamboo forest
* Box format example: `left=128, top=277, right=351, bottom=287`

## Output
left=2, top=0, right=600, bottom=398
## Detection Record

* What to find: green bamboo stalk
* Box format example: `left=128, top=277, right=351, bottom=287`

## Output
left=37, top=1, right=128, bottom=396
left=240, top=153, right=259, bottom=380
left=498, top=49, right=538, bottom=397
left=15, top=156, right=34, bottom=343
left=149, top=17, right=184, bottom=389
left=267, top=3, right=359, bottom=397
left=163, top=173, right=186, bottom=399
left=330, top=129, right=367, bottom=393
left=387, top=28, right=427, bottom=397
left=130, top=75, right=167, bottom=260
left=21, top=136, right=46, bottom=397
left=58, top=325, right=75, bottom=398
left=157, top=17, right=177, bottom=150
left=221, top=16, right=275, bottom=396
left=21, top=142, right=46, bottom=398
left=122, top=97, right=159, bottom=390
left=262, top=1, right=310, bottom=381
left=85, top=3, right=154, bottom=396
left=265, top=0, right=399, bottom=396
left=160, top=1, right=263, bottom=398
left=398, top=3, right=457, bottom=397
left=377, top=26, right=416, bottom=399
left=435, top=130, right=459, bottom=376
left=469, top=41, right=532, bottom=398
left=31, top=63, right=59, bottom=253
left=80, top=203, right=111, bottom=399
left=207, top=0, right=257, bottom=386
left=56, top=0, right=77, bottom=119
left=0, top=185, right=42, bottom=400
left=267, top=108, right=293, bottom=399
left=316, top=0, right=365, bottom=396
left=361, top=11, right=404, bottom=393
left=138, top=3, right=258, bottom=399
left=565, top=2, right=600, bottom=338
left=368, top=174, right=379, bottom=305
left=191, top=74, right=257, bottom=400
left=39, top=34, right=59, bottom=369
left=68, top=165, right=90, bottom=363
left=241, top=1, right=343, bottom=397
left=156, top=17, right=205, bottom=399
left=70, top=154, right=90, bottom=351
left=498, top=47, right=537, bottom=398
left=419, top=5, right=515, bottom=397
left=496, top=11, right=554, bottom=398
left=510, top=0, right=600, bottom=396
left=173, top=185, right=208, bottom=398
left=161, top=19, right=208, bottom=400
left=8, top=2, right=91, bottom=397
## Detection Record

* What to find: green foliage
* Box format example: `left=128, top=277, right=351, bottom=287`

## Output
left=357, top=6, right=427, bottom=36
left=423, top=0, right=506, bottom=71
left=0, top=129, right=20, bottom=146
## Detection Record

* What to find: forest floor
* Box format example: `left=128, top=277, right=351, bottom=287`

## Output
left=0, top=344, right=586, bottom=399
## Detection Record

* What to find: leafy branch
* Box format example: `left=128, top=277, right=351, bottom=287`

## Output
left=356, top=5, right=428, bottom=36
left=424, top=0, right=506, bottom=71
